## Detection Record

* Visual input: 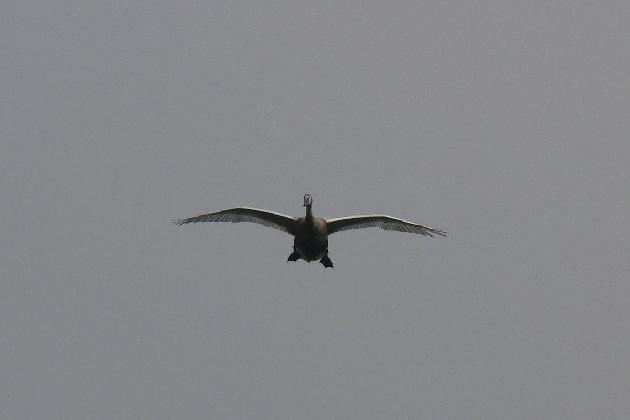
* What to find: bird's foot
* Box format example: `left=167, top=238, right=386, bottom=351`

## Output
left=287, top=251, right=300, bottom=262
left=320, top=255, right=333, bottom=268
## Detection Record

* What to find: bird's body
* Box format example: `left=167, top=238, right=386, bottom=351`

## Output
left=174, top=194, right=445, bottom=268
left=293, top=216, right=328, bottom=262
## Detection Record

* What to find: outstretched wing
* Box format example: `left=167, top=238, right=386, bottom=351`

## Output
left=174, top=207, right=296, bottom=234
left=326, top=215, right=446, bottom=237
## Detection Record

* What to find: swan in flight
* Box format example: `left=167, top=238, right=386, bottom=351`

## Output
left=174, top=194, right=446, bottom=268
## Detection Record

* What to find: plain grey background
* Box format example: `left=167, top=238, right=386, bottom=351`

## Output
left=2, top=1, right=629, bottom=419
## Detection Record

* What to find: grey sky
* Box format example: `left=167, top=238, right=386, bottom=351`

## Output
left=2, top=1, right=629, bottom=419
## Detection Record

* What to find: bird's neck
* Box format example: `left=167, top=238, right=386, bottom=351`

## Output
left=305, top=205, right=313, bottom=220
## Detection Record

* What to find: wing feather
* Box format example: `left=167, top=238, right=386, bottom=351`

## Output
left=174, top=207, right=296, bottom=234
left=326, top=215, right=446, bottom=237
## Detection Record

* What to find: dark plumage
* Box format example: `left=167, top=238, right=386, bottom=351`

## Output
left=174, top=194, right=446, bottom=268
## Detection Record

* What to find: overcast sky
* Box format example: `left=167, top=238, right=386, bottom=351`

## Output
left=2, top=1, right=629, bottom=419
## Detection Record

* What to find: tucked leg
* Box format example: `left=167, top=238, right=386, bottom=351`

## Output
left=320, top=253, right=333, bottom=268
left=287, top=249, right=300, bottom=262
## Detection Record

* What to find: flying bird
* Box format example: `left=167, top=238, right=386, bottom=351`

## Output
left=174, top=194, right=446, bottom=268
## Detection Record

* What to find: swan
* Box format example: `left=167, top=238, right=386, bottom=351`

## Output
left=174, top=194, right=446, bottom=268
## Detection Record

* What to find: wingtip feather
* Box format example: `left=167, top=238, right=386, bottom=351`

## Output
left=434, top=228, right=447, bottom=237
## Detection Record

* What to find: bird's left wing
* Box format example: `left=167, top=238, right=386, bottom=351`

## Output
left=326, top=215, right=446, bottom=237
left=174, top=207, right=296, bottom=235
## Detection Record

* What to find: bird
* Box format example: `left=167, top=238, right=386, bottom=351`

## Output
left=174, top=194, right=446, bottom=268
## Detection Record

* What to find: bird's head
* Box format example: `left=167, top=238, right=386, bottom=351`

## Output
left=303, top=194, right=313, bottom=207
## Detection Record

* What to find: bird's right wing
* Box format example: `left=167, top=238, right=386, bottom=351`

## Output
left=326, top=215, right=446, bottom=237
left=174, top=207, right=297, bottom=235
